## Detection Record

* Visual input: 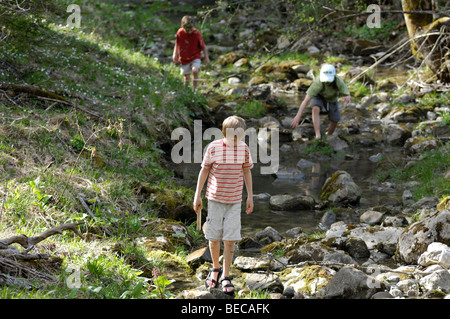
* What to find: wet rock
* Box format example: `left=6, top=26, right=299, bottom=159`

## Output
left=320, top=170, right=362, bottom=205
left=318, top=266, right=385, bottom=299
left=296, top=158, right=316, bottom=169
left=319, top=211, right=337, bottom=230
left=245, top=273, right=283, bottom=293
left=274, top=168, right=306, bottom=181
left=344, top=237, right=370, bottom=259
left=397, top=210, right=450, bottom=264
left=253, top=192, right=271, bottom=202
left=255, top=226, right=282, bottom=243
left=269, top=194, right=315, bottom=211
left=326, top=134, right=349, bottom=152
left=360, top=210, right=384, bottom=225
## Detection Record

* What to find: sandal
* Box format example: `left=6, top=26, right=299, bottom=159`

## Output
left=220, top=277, right=235, bottom=296
left=205, top=268, right=222, bottom=289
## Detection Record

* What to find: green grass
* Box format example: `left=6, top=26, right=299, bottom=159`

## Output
left=377, top=144, right=450, bottom=201
left=0, top=0, right=207, bottom=299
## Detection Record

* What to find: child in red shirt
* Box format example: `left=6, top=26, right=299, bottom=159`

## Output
left=172, top=16, right=210, bottom=90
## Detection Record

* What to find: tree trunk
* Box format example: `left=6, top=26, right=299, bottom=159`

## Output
left=401, top=0, right=450, bottom=82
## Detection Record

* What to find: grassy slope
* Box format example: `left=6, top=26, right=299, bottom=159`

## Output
left=0, top=0, right=448, bottom=298
left=0, top=0, right=207, bottom=298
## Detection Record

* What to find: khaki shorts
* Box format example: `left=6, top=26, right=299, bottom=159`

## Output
left=180, top=59, right=201, bottom=75
left=310, top=95, right=341, bottom=122
left=203, top=200, right=241, bottom=241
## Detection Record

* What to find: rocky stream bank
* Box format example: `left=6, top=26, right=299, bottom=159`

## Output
left=139, top=6, right=450, bottom=299
left=143, top=52, right=449, bottom=298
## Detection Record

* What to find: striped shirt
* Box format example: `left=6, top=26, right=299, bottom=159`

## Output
left=201, top=139, right=253, bottom=203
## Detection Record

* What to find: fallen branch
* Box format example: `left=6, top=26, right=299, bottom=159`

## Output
left=0, top=83, right=68, bottom=102
left=0, top=223, right=84, bottom=251
left=0, top=82, right=106, bottom=121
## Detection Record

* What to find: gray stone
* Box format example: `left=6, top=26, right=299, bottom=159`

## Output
left=245, top=273, right=283, bottom=293
left=397, top=210, right=450, bottom=264
left=360, top=210, right=384, bottom=225
left=319, top=266, right=385, bottom=299
left=321, top=170, right=362, bottom=205
left=269, top=194, right=315, bottom=211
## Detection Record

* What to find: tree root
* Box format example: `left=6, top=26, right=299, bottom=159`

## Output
left=0, top=223, right=84, bottom=251
left=0, top=223, right=84, bottom=289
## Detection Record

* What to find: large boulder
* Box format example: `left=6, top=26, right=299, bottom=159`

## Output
left=403, top=137, right=440, bottom=155
left=325, top=224, right=403, bottom=257
left=320, top=171, right=362, bottom=205
left=283, top=265, right=335, bottom=297
left=318, top=266, right=385, bottom=299
left=397, top=210, right=450, bottom=264
left=269, top=194, right=315, bottom=211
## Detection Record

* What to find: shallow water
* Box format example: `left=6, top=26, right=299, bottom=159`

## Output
left=175, top=143, right=405, bottom=238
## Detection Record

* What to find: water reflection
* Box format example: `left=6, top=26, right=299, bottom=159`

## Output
left=172, top=139, right=405, bottom=238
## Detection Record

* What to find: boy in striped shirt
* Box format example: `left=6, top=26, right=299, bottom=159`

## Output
left=193, top=115, right=253, bottom=296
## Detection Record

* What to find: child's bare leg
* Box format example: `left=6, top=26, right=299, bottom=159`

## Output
left=192, top=66, right=199, bottom=90
left=206, top=240, right=221, bottom=287
left=327, top=121, right=338, bottom=136
left=222, top=240, right=235, bottom=293
left=184, top=74, right=191, bottom=86
left=312, top=105, right=321, bottom=139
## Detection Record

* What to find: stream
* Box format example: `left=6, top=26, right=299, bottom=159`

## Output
left=172, top=93, right=406, bottom=238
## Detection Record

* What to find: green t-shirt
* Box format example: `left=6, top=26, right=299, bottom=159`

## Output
left=306, top=75, right=350, bottom=102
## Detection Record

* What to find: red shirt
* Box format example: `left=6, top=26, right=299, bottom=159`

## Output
left=176, top=28, right=205, bottom=65
left=201, top=139, right=253, bottom=204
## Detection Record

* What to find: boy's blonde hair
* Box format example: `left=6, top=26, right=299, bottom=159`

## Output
left=181, top=16, right=195, bottom=29
left=222, top=116, right=246, bottom=143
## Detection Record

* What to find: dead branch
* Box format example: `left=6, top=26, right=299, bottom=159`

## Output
left=0, top=82, right=106, bottom=121
left=0, top=223, right=84, bottom=251
left=0, top=83, right=68, bottom=102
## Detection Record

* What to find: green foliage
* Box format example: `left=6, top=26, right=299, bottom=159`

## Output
left=341, top=20, right=399, bottom=41
left=377, top=144, right=450, bottom=200
left=235, top=100, right=266, bottom=118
